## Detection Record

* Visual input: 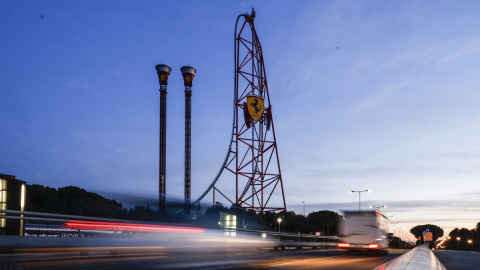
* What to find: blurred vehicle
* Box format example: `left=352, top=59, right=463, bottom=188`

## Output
left=337, top=210, right=389, bottom=254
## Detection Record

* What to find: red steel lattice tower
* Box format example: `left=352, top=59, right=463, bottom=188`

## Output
left=224, top=10, right=286, bottom=212
left=193, top=10, right=286, bottom=212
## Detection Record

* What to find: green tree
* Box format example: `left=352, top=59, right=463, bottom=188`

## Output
left=26, top=184, right=125, bottom=219
left=448, top=228, right=474, bottom=250
left=26, top=184, right=62, bottom=213
left=58, top=186, right=124, bottom=218
left=279, top=211, right=298, bottom=233
left=410, top=224, right=444, bottom=248
left=128, top=205, right=156, bottom=221
left=469, top=222, right=480, bottom=246
left=389, top=236, right=405, bottom=249
left=198, top=202, right=231, bottom=227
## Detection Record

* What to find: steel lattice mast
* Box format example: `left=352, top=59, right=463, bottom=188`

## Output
left=231, top=9, right=286, bottom=212
left=192, top=9, right=286, bottom=212
left=181, top=66, right=196, bottom=216
left=155, top=64, right=172, bottom=213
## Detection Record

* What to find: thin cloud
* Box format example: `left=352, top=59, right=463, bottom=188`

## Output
left=347, top=80, right=410, bottom=116
left=433, top=40, right=480, bottom=71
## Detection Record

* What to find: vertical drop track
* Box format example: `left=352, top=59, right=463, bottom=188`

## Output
left=193, top=10, right=286, bottom=212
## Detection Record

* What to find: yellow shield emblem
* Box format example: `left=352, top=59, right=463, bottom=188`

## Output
left=247, top=95, right=264, bottom=121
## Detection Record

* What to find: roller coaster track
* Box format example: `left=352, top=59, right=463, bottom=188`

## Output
left=193, top=10, right=286, bottom=212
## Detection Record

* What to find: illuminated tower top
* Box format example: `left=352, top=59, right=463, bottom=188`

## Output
left=180, top=66, right=196, bottom=87
left=155, top=64, right=172, bottom=86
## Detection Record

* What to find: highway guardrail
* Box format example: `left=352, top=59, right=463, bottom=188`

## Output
left=374, top=245, right=446, bottom=270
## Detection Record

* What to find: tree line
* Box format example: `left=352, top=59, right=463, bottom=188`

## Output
left=25, top=184, right=341, bottom=235
left=443, top=223, right=480, bottom=251
left=201, top=203, right=341, bottom=235
left=409, top=223, right=480, bottom=251
left=26, top=184, right=157, bottom=221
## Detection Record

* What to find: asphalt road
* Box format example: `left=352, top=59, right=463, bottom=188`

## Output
left=435, top=250, right=480, bottom=270
left=0, top=248, right=407, bottom=270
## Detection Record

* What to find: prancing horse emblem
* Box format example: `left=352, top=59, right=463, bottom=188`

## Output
left=247, top=95, right=264, bottom=121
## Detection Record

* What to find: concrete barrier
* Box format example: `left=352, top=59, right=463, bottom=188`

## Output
left=374, top=245, right=446, bottom=270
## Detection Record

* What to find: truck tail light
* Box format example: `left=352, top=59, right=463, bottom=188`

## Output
left=338, top=243, right=350, bottom=248
left=369, top=243, right=379, bottom=249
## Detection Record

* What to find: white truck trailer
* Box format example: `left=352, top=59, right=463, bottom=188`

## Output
left=338, top=210, right=389, bottom=253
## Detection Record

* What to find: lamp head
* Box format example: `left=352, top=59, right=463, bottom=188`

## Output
left=155, top=64, right=172, bottom=86
left=180, top=66, right=196, bottom=87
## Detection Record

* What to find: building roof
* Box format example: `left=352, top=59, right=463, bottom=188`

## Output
left=0, top=173, right=27, bottom=184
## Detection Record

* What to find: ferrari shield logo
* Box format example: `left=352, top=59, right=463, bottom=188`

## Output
left=247, top=95, right=264, bottom=121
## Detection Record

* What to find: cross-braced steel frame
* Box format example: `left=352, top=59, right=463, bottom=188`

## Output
left=230, top=10, right=286, bottom=212
left=193, top=10, right=286, bottom=212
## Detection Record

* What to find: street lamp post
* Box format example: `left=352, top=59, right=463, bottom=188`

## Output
left=302, top=201, right=305, bottom=217
left=457, top=237, right=461, bottom=252
left=370, top=205, right=387, bottom=211
left=349, top=189, right=371, bottom=211
left=277, top=218, right=282, bottom=240
left=468, top=239, right=473, bottom=251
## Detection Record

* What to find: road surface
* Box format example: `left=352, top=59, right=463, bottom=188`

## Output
left=0, top=248, right=407, bottom=269
left=435, top=250, right=480, bottom=270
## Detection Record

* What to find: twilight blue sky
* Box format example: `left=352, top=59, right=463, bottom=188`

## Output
left=2, top=0, right=480, bottom=238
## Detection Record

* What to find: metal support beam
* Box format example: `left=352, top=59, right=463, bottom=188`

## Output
left=155, top=64, right=171, bottom=213
left=180, top=66, right=196, bottom=216
left=184, top=86, right=192, bottom=215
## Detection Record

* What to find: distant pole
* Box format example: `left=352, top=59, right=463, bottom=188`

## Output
left=155, top=64, right=171, bottom=213
left=181, top=66, right=196, bottom=216
left=349, top=189, right=371, bottom=211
